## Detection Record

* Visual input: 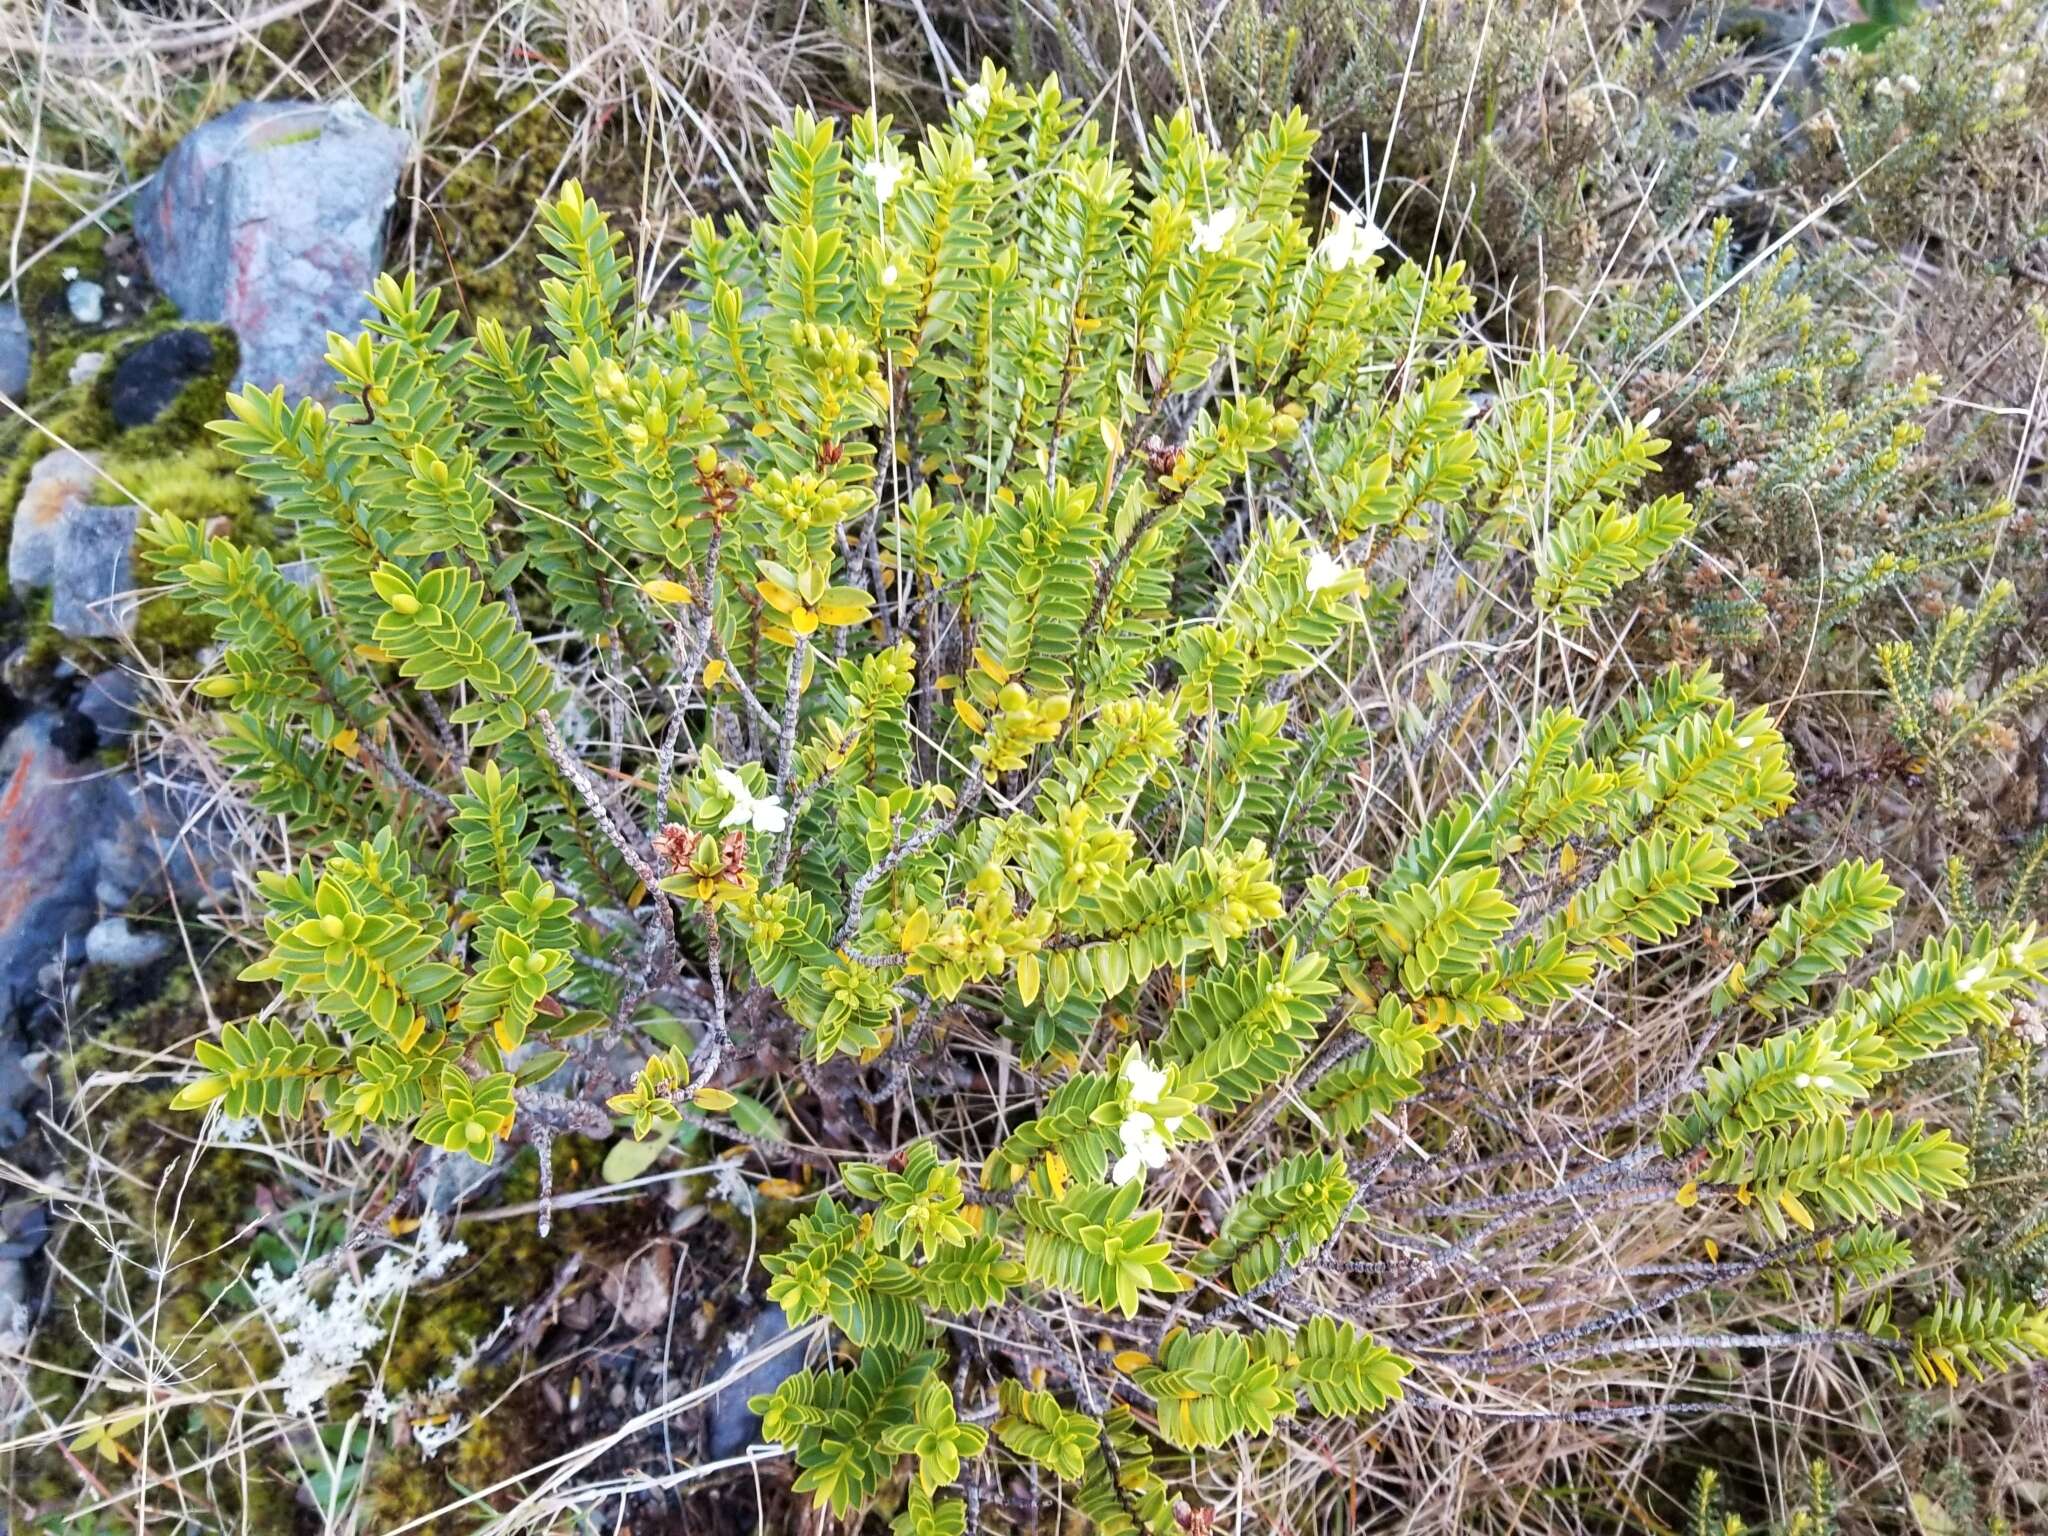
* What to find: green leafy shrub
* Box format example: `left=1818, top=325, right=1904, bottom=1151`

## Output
left=147, top=64, right=2048, bottom=1528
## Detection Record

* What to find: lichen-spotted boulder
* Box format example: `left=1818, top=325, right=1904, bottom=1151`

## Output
left=133, top=100, right=410, bottom=401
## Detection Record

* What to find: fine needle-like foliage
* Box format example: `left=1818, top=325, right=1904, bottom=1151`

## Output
left=148, top=63, right=2048, bottom=1528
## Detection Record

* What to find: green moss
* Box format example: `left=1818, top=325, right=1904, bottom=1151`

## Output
left=416, top=80, right=588, bottom=326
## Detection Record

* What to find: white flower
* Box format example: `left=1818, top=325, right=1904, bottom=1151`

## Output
left=1318, top=206, right=1388, bottom=271
left=864, top=158, right=907, bottom=204
left=962, top=80, right=991, bottom=116
left=880, top=262, right=900, bottom=287
left=1122, top=1049, right=1169, bottom=1106
left=714, top=766, right=789, bottom=835
left=1306, top=548, right=1349, bottom=594
left=1191, top=204, right=1242, bottom=254
left=1112, top=1112, right=1171, bottom=1185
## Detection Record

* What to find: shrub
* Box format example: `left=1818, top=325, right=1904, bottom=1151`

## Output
left=147, top=63, right=2048, bottom=1529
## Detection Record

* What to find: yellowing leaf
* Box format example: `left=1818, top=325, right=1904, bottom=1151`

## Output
left=643, top=578, right=693, bottom=605
left=1777, top=1189, right=1815, bottom=1232
left=691, top=1086, right=739, bottom=1112
left=702, top=658, right=727, bottom=686
left=1111, top=1349, right=1150, bottom=1374
left=813, top=588, right=874, bottom=626
left=1674, top=1181, right=1698, bottom=1209
left=757, top=577, right=803, bottom=616
left=757, top=1177, right=806, bottom=1200
left=169, top=1076, right=228, bottom=1112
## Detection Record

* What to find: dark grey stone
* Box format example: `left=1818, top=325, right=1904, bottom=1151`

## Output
left=111, top=328, right=217, bottom=429
left=93, top=768, right=237, bottom=914
left=1, top=305, right=30, bottom=400
left=51, top=504, right=140, bottom=638
left=706, top=1307, right=807, bottom=1459
left=133, top=100, right=410, bottom=401
left=77, top=669, right=140, bottom=740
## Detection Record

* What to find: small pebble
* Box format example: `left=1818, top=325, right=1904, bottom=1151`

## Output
left=67, top=351, right=106, bottom=388
left=66, top=280, right=104, bottom=325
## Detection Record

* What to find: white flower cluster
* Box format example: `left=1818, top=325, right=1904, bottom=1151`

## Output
left=1318, top=206, right=1388, bottom=271
left=1112, top=1050, right=1184, bottom=1185
left=253, top=1212, right=469, bottom=1416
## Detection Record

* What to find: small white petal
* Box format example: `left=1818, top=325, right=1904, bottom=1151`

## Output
left=1122, top=1049, right=1168, bottom=1105
left=863, top=158, right=906, bottom=204
left=1306, top=548, right=1349, bottom=594
left=1191, top=205, right=1243, bottom=255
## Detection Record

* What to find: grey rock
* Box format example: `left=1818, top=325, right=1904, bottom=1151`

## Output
left=0, top=713, right=128, bottom=1025
left=78, top=669, right=141, bottom=740
left=93, top=768, right=237, bottom=914
left=706, top=1307, right=807, bottom=1459
left=85, top=916, right=172, bottom=969
left=67, top=350, right=107, bottom=388
left=133, top=100, right=411, bottom=401
left=66, top=279, right=104, bottom=325
left=1, top=304, right=30, bottom=400
left=51, top=503, right=140, bottom=637
left=0, top=1256, right=26, bottom=1344
left=424, top=1143, right=508, bottom=1213
left=8, top=448, right=102, bottom=590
